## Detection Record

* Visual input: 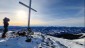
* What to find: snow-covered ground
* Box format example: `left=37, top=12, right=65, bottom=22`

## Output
left=0, top=31, right=84, bottom=48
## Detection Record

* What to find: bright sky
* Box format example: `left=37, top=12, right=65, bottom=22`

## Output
left=0, top=0, right=85, bottom=27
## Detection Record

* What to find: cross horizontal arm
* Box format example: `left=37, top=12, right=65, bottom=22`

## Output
left=19, top=1, right=37, bottom=12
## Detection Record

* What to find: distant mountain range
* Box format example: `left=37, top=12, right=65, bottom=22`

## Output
left=0, top=26, right=85, bottom=40
left=0, top=26, right=85, bottom=34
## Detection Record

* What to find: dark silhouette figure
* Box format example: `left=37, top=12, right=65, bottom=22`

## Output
left=2, top=17, right=10, bottom=38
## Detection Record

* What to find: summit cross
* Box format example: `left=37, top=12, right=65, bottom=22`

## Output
left=19, top=0, right=37, bottom=28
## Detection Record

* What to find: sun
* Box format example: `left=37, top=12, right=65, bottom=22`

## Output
left=16, top=10, right=28, bottom=21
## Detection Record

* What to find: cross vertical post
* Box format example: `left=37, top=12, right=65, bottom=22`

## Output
left=28, top=0, right=31, bottom=28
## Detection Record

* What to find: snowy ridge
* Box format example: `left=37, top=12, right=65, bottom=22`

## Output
left=0, top=31, right=84, bottom=48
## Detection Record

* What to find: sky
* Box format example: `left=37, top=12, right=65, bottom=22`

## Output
left=0, top=0, right=85, bottom=27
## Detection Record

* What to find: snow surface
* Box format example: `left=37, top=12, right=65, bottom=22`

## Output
left=0, top=31, right=84, bottom=48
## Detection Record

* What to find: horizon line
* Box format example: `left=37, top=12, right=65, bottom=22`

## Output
left=0, top=25, right=85, bottom=27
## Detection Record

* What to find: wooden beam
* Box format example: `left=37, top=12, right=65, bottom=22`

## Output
left=19, top=1, right=37, bottom=12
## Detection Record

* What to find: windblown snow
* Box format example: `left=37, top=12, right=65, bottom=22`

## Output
left=0, top=31, right=84, bottom=48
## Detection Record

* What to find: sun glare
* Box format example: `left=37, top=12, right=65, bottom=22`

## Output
left=16, top=10, right=28, bottom=21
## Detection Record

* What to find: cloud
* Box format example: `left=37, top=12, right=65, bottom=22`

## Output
left=0, top=0, right=84, bottom=26
left=34, top=17, right=84, bottom=27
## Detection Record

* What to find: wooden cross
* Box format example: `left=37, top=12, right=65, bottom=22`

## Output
left=19, top=0, right=37, bottom=28
left=19, top=0, right=37, bottom=42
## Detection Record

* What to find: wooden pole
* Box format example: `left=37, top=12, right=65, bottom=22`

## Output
left=28, top=0, right=32, bottom=28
